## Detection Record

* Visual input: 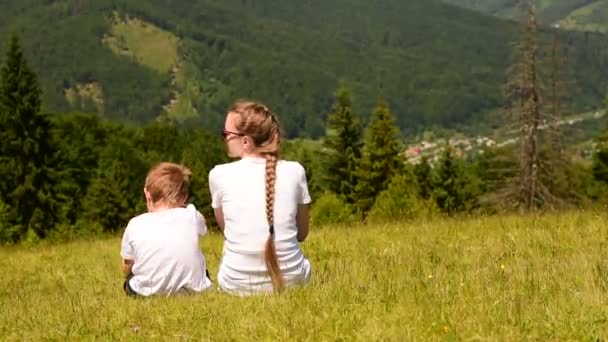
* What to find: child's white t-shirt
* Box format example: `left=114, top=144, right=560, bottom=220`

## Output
left=209, top=157, right=312, bottom=295
left=120, top=204, right=212, bottom=296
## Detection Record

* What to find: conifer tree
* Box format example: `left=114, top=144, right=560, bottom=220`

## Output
left=433, top=145, right=480, bottom=215
left=592, top=99, right=608, bottom=185
left=355, top=98, right=401, bottom=215
left=413, top=156, right=433, bottom=200
left=0, top=34, right=54, bottom=242
left=322, top=86, right=362, bottom=203
left=81, top=135, right=148, bottom=233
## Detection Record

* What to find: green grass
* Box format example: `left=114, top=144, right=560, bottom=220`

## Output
left=163, top=63, right=202, bottom=120
left=2, top=212, right=608, bottom=339
left=102, top=12, right=179, bottom=74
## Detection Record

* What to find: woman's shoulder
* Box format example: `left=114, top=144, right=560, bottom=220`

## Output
left=279, top=159, right=304, bottom=169
left=209, top=160, right=241, bottom=176
left=278, top=159, right=306, bottom=174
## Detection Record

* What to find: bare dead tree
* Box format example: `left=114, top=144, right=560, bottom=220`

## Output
left=504, top=1, right=543, bottom=211
left=492, top=0, right=585, bottom=211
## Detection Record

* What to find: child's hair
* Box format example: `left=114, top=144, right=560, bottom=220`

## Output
left=144, top=162, right=192, bottom=208
left=228, top=99, right=284, bottom=292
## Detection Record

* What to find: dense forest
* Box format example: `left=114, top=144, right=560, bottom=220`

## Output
left=1, top=1, right=608, bottom=243
left=1, top=25, right=608, bottom=243
left=0, top=0, right=607, bottom=137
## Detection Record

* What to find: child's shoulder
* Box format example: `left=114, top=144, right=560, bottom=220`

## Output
left=125, top=212, right=152, bottom=229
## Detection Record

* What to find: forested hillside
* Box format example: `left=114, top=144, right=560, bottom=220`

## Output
left=0, top=0, right=607, bottom=137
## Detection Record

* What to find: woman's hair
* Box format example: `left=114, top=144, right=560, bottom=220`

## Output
left=144, top=162, right=192, bottom=208
left=229, top=99, right=284, bottom=292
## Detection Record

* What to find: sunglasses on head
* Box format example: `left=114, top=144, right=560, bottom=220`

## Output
left=221, top=129, right=245, bottom=139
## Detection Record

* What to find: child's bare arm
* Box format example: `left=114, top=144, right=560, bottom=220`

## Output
left=121, top=259, right=134, bottom=277
left=196, top=210, right=208, bottom=236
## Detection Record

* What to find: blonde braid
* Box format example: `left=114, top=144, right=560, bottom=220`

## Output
left=229, top=100, right=285, bottom=292
left=263, top=151, right=284, bottom=292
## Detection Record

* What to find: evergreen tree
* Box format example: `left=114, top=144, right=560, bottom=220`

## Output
left=138, top=121, right=183, bottom=164
left=592, top=105, right=608, bottom=186
left=48, top=113, right=108, bottom=227
left=282, top=139, right=323, bottom=202
left=354, top=98, right=401, bottom=215
left=180, top=128, right=227, bottom=229
left=0, top=34, right=54, bottom=242
left=432, top=145, right=480, bottom=215
left=322, top=86, right=362, bottom=203
left=81, top=134, right=148, bottom=233
left=413, top=156, right=433, bottom=200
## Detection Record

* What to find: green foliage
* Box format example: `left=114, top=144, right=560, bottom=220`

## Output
left=48, top=113, right=109, bottom=228
left=367, top=173, right=438, bottom=223
left=413, top=157, right=434, bottom=200
left=281, top=138, right=324, bottom=202
left=590, top=113, right=608, bottom=204
left=81, top=134, right=148, bottom=233
left=138, top=121, right=183, bottom=163
left=593, top=125, right=608, bottom=184
left=179, top=128, right=229, bottom=229
left=310, top=192, right=356, bottom=226
left=0, top=34, right=54, bottom=242
left=355, top=98, right=401, bottom=214
left=433, top=145, right=481, bottom=214
left=538, top=147, right=588, bottom=209
left=0, top=199, right=19, bottom=244
left=321, top=87, right=362, bottom=203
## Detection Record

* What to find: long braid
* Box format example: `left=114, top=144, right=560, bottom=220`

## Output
left=230, top=100, right=284, bottom=292
left=263, top=151, right=284, bottom=292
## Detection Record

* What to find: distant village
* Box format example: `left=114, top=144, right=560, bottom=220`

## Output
left=402, top=110, right=606, bottom=165
left=403, top=136, right=495, bottom=165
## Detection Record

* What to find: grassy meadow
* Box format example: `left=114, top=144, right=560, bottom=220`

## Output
left=2, top=212, right=608, bottom=340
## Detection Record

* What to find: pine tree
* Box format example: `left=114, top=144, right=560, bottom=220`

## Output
left=354, top=98, right=401, bottom=215
left=413, top=156, right=433, bottom=200
left=433, top=144, right=480, bottom=215
left=593, top=106, right=608, bottom=185
left=138, top=120, right=182, bottom=163
left=322, top=86, right=362, bottom=203
left=48, top=113, right=108, bottom=228
left=0, top=34, right=54, bottom=242
left=81, top=135, right=148, bottom=233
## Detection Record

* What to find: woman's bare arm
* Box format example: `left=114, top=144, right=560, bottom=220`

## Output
left=296, top=204, right=309, bottom=242
left=214, top=207, right=225, bottom=232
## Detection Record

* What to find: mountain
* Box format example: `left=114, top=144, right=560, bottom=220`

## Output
left=442, top=0, right=608, bottom=32
left=0, top=0, right=607, bottom=137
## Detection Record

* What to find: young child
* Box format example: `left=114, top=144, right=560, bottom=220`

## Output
left=120, top=162, right=212, bottom=297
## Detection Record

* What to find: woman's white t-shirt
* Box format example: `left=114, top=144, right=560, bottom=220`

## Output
left=120, top=204, right=212, bottom=296
left=209, top=157, right=312, bottom=295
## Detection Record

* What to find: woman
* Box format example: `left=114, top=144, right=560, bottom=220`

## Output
left=209, top=100, right=311, bottom=295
